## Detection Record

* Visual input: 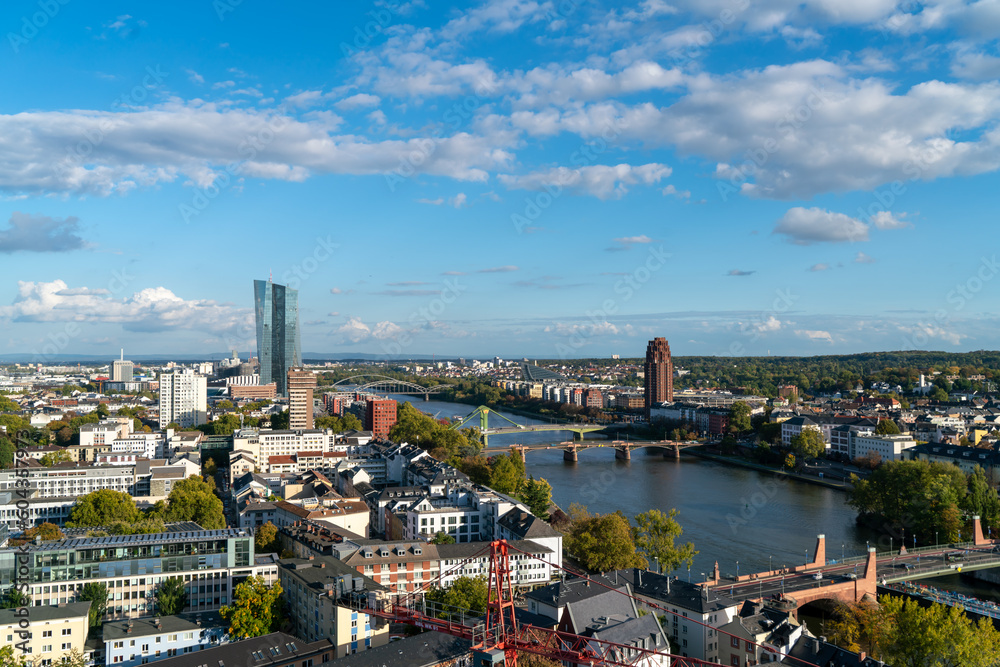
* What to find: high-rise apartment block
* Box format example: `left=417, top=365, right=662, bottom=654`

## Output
left=287, top=367, right=316, bottom=430
left=253, top=279, right=301, bottom=397
left=158, top=369, right=207, bottom=428
left=644, top=337, right=673, bottom=417
left=365, top=399, right=397, bottom=438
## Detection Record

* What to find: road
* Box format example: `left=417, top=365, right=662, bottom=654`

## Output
left=712, top=545, right=1000, bottom=603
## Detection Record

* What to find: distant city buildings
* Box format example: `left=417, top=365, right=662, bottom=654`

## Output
left=644, top=337, right=674, bottom=417
left=288, top=367, right=316, bottom=430
left=158, top=369, right=207, bottom=428
left=112, top=349, right=134, bottom=382
left=253, top=279, right=301, bottom=397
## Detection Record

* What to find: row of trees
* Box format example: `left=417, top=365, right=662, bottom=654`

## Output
left=848, top=460, right=1000, bottom=543
left=825, top=596, right=1000, bottom=666
left=455, top=452, right=553, bottom=519
left=389, top=401, right=482, bottom=461
left=66, top=478, right=225, bottom=533
left=560, top=504, right=697, bottom=573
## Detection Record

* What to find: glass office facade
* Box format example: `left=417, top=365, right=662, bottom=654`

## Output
left=253, top=279, right=301, bottom=397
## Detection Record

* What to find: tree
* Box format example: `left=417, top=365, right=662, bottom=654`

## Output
left=163, top=476, right=226, bottom=529
left=565, top=508, right=646, bottom=572
left=39, top=449, right=73, bottom=467
left=78, top=582, right=108, bottom=627
left=875, top=419, right=901, bottom=435
left=790, top=428, right=825, bottom=459
left=96, top=403, right=110, bottom=418
left=426, top=576, right=488, bottom=620
left=728, top=401, right=752, bottom=433
left=269, top=410, right=290, bottom=430
left=488, top=452, right=525, bottom=496
left=217, top=400, right=234, bottom=410
left=255, top=522, right=279, bottom=553
left=155, top=578, right=188, bottom=615
left=9, top=522, right=64, bottom=546
left=431, top=531, right=456, bottom=544
left=875, top=595, right=1000, bottom=666
left=67, top=490, right=141, bottom=527
left=518, top=476, right=553, bottom=520
left=962, top=465, right=1000, bottom=532
left=220, top=576, right=285, bottom=639
left=784, top=453, right=796, bottom=470
left=0, top=587, right=29, bottom=609
left=633, top=509, right=697, bottom=573
left=929, top=386, right=949, bottom=402
left=203, top=457, right=218, bottom=478
left=0, top=438, right=13, bottom=469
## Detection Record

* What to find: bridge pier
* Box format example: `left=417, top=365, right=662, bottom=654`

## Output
left=563, top=448, right=578, bottom=462
left=511, top=447, right=525, bottom=464
left=615, top=447, right=631, bottom=461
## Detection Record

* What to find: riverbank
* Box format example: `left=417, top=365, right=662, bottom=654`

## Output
left=684, top=448, right=852, bottom=491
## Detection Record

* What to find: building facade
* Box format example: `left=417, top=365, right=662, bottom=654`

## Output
left=158, top=370, right=207, bottom=429
left=288, top=368, right=316, bottom=430
left=365, top=400, right=397, bottom=438
left=253, top=279, right=301, bottom=397
left=644, top=337, right=674, bottom=416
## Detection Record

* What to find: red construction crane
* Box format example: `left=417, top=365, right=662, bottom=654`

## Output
left=345, top=539, right=829, bottom=667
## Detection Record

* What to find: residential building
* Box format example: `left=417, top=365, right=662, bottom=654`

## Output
left=102, top=611, right=228, bottom=666
left=254, top=279, right=301, bottom=397
left=436, top=540, right=554, bottom=588
left=780, top=416, right=823, bottom=447
left=644, top=337, right=674, bottom=417
left=151, top=632, right=335, bottom=667
left=851, top=433, right=917, bottom=462
left=158, top=370, right=207, bottom=429
left=341, top=541, right=439, bottom=597
left=112, top=356, right=135, bottom=383
left=0, top=463, right=138, bottom=499
left=271, top=499, right=370, bottom=537
left=0, top=493, right=75, bottom=529
left=277, top=556, right=389, bottom=657
left=288, top=367, right=316, bottom=430
left=0, top=601, right=91, bottom=666
left=230, top=383, right=277, bottom=400
left=365, top=400, right=397, bottom=438
left=323, top=631, right=472, bottom=667
left=718, top=600, right=804, bottom=666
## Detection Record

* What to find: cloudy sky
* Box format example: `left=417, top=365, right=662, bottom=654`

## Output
left=2, top=0, right=999, bottom=361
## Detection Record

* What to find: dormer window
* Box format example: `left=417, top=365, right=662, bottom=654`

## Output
left=413, top=547, right=422, bottom=555
left=364, top=550, right=373, bottom=558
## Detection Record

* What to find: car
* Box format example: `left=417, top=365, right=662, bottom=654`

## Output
left=812, top=573, right=823, bottom=580
left=844, top=573, right=858, bottom=580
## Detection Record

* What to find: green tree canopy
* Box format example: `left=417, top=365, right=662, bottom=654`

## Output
left=155, top=578, right=188, bottom=615
left=430, top=531, right=456, bottom=544
left=78, top=582, right=108, bottom=627
left=67, top=490, right=141, bottom=527
left=255, top=522, right=279, bottom=553
left=565, top=506, right=646, bottom=572
left=790, top=428, right=825, bottom=459
left=0, top=438, right=15, bottom=469
left=220, top=576, right=285, bottom=639
left=426, top=576, right=488, bottom=620
left=39, top=449, right=73, bottom=467
left=0, top=587, right=29, bottom=609
left=162, top=476, right=225, bottom=529
left=728, top=401, right=752, bottom=433
left=875, top=419, right=901, bottom=435
left=9, top=522, right=64, bottom=546
left=518, top=476, right=553, bottom=520
left=633, top=509, right=697, bottom=573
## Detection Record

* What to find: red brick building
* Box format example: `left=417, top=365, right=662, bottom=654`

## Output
left=644, top=337, right=674, bottom=418
left=365, top=399, right=397, bottom=438
left=584, top=388, right=603, bottom=408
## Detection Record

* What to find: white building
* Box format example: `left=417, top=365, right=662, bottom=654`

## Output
left=112, top=355, right=134, bottom=383
left=158, top=370, right=207, bottom=428
left=852, top=433, right=918, bottom=462
left=103, top=611, right=228, bottom=667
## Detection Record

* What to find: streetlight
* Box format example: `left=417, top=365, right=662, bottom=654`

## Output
left=654, top=556, right=659, bottom=575
left=890, top=537, right=893, bottom=555
left=769, top=555, right=773, bottom=574
left=936, top=531, right=939, bottom=549
left=805, top=549, right=809, bottom=567
left=842, top=543, right=845, bottom=562
left=736, top=560, right=739, bottom=580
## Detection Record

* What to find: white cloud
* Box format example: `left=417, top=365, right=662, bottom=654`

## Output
left=335, top=317, right=371, bottom=343
left=809, top=263, right=830, bottom=271
left=0, top=102, right=515, bottom=196
left=662, top=184, right=691, bottom=199
left=186, top=69, right=205, bottom=85
left=0, top=280, right=250, bottom=334
left=854, top=251, right=877, bottom=264
left=795, top=328, right=834, bottom=343
left=871, top=211, right=911, bottom=230
left=499, top=163, right=671, bottom=199
left=0, top=213, right=88, bottom=253
left=774, top=207, right=869, bottom=244
left=334, top=93, right=382, bottom=110
left=440, top=0, right=554, bottom=39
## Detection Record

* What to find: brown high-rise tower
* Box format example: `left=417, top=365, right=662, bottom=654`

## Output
left=287, top=367, right=316, bottom=430
left=644, top=337, right=673, bottom=417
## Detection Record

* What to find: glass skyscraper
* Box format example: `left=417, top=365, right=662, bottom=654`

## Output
left=253, top=279, right=301, bottom=397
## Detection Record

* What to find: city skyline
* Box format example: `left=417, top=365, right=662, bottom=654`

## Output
left=2, top=2, right=1000, bottom=359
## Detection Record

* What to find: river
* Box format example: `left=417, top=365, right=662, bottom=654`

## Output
left=386, top=395, right=1000, bottom=606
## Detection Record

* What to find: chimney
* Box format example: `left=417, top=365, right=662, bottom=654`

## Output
left=860, top=652, right=866, bottom=661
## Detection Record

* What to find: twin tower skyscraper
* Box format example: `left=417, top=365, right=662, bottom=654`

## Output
left=253, top=279, right=301, bottom=397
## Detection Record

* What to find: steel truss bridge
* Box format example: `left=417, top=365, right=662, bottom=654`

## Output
left=328, top=375, right=443, bottom=400
left=449, top=405, right=611, bottom=446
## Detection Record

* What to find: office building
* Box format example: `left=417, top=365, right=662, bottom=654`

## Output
left=253, top=279, right=301, bottom=397
left=365, top=400, right=397, bottom=438
left=644, top=337, right=673, bottom=417
left=0, top=528, right=274, bottom=621
left=288, top=367, right=316, bottom=430
left=158, top=370, right=207, bottom=429
left=113, top=349, right=134, bottom=383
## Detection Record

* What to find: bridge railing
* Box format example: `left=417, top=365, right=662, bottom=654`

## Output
left=828, top=542, right=981, bottom=567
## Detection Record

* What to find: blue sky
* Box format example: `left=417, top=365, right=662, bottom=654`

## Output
left=2, top=0, right=1000, bottom=361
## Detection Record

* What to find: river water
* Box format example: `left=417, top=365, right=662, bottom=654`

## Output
left=387, top=396, right=1000, bottom=603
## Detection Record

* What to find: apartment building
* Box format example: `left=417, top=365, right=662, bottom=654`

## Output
left=278, top=556, right=389, bottom=657
left=103, top=611, right=227, bottom=666
left=0, top=463, right=138, bottom=499
left=158, top=370, right=207, bottom=429
left=0, top=601, right=91, bottom=666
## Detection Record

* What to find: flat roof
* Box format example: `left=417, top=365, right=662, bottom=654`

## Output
left=8, top=527, right=250, bottom=552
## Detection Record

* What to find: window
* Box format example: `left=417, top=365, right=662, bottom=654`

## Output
left=61, top=629, right=71, bottom=636
left=43, top=631, right=53, bottom=638
left=61, top=643, right=71, bottom=650
left=730, top=657, right=740, bottom=667
left=746, top=640, right=753, bottom=652
left=730, top=637, right=740, bottom=648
